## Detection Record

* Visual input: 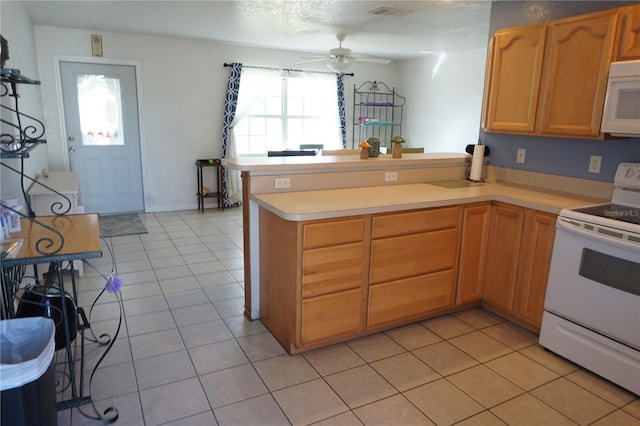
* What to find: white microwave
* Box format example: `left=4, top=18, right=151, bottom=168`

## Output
left=601, top=60, right=640, bottom=137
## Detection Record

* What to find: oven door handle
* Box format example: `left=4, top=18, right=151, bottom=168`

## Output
left=557, top=218, right=640, bottom=252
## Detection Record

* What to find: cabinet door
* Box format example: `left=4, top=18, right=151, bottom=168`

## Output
left=483, top=204, right=524, bottom=312
left=617, top=5, right=640, bottom=60
left=484, top=24, right=547, bottom=132
left=515, top=210, right=557, bottom=329
left=301, top=288, right=362, bottom=345
left=303, top=218, right=365, bottom=249
left=538, top=10, right=618, bottom=137
left=368, top=270, right=455, bottom=328
left=302, top=242, right=364, bottom=298
left=456, top=204, right=491, bottom=305
left=370, top=228, right=458, bottom=284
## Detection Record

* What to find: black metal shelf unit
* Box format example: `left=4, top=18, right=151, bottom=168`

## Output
left=0, top=67, right=119, bottom=422
left=352, top=80, right=405, bottom=149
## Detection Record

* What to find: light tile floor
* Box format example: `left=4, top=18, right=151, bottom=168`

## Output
left=55, top=209, right=640, bottom=426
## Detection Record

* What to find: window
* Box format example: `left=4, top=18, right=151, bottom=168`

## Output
left=77, top=74, right=125, bottom=146
left=232, top=69, right=342, bottom=156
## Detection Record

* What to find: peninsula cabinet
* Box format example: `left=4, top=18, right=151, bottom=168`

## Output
left=482, top=203, right=557, bottom=330
left=367, top=207, right=461, bottom=328
left=616, top=4, right=640, bottom=60
left=259, top=209, right=367, bottom=352
left=259, top=206, right=462, bottom=353
left=483, top=8, right=619, bottom=138
left=300, top=218, right=366, bottom=345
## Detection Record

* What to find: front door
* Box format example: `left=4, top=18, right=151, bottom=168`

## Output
left=60, top=61, right=143, bottom=214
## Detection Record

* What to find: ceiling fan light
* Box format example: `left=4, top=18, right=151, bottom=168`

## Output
left=327, top=60, right=351, bottom=73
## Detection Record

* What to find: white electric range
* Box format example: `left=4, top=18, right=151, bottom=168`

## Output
left=540, top=162, right=640, bottom=395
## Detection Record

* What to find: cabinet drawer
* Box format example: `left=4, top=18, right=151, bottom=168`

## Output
left=303, top=218, right=365, bottom=249
left=301, top=288, right=362, bottom=344
left=372, top=207, right=459, bottom=239
left=370, top=228, right=458, bottom=284
left=368, top=270, right=455, bottom=327
left=302, top=242, right=364, bottom=298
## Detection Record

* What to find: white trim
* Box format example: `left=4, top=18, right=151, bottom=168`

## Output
left=52, top=55, right=148, bottom=212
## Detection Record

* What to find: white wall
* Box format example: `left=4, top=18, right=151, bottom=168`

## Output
left=0, top=1, right=48, bottom=205
left=3, top=0, right=488, bottom=212
left=398, top=49, right=487, bottom=153
left=32, top=25, right=399, bottom=212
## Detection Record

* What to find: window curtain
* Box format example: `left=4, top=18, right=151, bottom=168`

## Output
left=222, top=66, right=282, bottom=205
left=221, top=62, right=242, bottom=207
left=336, top=73, right=347, bottom=148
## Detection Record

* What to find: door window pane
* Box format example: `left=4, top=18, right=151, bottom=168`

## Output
left=77, top=74, right=124, bottom=146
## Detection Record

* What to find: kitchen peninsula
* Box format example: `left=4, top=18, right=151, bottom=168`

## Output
left=223, top=152, right=475, bottom=320
left=224, top=154, right=606, bottom=347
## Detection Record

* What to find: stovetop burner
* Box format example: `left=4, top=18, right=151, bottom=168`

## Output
left=573, top=203, right=640, bottom=226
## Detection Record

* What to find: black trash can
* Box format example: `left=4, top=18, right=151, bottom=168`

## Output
left=1, top=317, right=57, bottom=426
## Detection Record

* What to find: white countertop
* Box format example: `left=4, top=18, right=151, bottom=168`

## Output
left=223, top=153, right=471, bottom=174
left=252, top=181, right=606, bottom=221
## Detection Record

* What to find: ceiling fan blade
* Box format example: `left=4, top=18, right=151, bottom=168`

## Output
left=354, top=57, right=391, bottom=64
left=296, top=57, right=331, bottom=64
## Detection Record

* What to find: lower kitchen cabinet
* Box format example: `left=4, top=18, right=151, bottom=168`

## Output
left=456, top=203, right=492, bottom=305
left=368, top=269, right=455, bottom=327
left=301, top=288, right=362, bottom=344
left=259, top=206, right=462, bottom=353
left=514, top=209, right=557, bottom=328
left=483, top=203, right=525, bottom=312
left=258, top=200, right=555, bottom=354
left=482, top=202, right=557, bottom=330
left=367, top=207, right=461, bottom=328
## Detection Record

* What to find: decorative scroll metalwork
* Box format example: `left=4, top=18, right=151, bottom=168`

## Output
left=1, top=67, right=68, bottom=255
left=0, top=202, right=65, bottom=256
left=1, top=68, right=46, bottom=158
left=1, top=162, right=73, bottom=216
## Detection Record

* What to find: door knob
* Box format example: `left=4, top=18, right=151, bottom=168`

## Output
left=69, top=146, right=76, bottom=153
left=68, top=136, right=75, bottom=142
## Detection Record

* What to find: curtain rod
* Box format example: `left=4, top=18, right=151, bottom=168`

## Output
left=223, top=62, right=353, bottom=77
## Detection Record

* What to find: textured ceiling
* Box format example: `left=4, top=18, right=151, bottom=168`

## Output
left=18, top=0, right=492, bottom=60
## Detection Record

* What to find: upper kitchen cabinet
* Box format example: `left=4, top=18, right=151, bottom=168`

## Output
left=616, top=4, right=640, bottom=60
left=483, top=8, right=620, bottom=139
left=538, top=10, right=618, bottom=137
left=483, top=24, right=547, bottom=133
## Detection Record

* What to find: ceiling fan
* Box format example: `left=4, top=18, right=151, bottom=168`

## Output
left=299, top=34, right=391, bottom=72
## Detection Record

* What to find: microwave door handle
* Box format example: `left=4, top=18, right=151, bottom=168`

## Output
left=557, top=218, right=640, bottom=253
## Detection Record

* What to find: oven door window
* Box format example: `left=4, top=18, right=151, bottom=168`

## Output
left=580, top=248, right=640, bottom=296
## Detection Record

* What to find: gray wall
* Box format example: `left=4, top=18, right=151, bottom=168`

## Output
left=482, top=1, right=640, bottom=183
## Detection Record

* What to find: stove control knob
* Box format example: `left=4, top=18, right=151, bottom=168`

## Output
left=625, top=166, right=634, bottom=177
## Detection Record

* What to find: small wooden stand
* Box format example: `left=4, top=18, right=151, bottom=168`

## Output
left=195, top=159, right=224, bottom=212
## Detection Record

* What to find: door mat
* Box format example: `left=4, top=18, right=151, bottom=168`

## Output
left=99, top=213, right=148, bottom=237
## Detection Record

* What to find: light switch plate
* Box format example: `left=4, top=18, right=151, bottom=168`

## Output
left=589, top=155, right=602, bottom=173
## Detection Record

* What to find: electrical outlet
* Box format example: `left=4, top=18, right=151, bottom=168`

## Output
left=385, top=172, right=398, bottom=182
left=274, top=177, right=290, bottom=189
left=516, top=148, right=526, bottom=164
left=589, top=155, right=602, bottom=173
